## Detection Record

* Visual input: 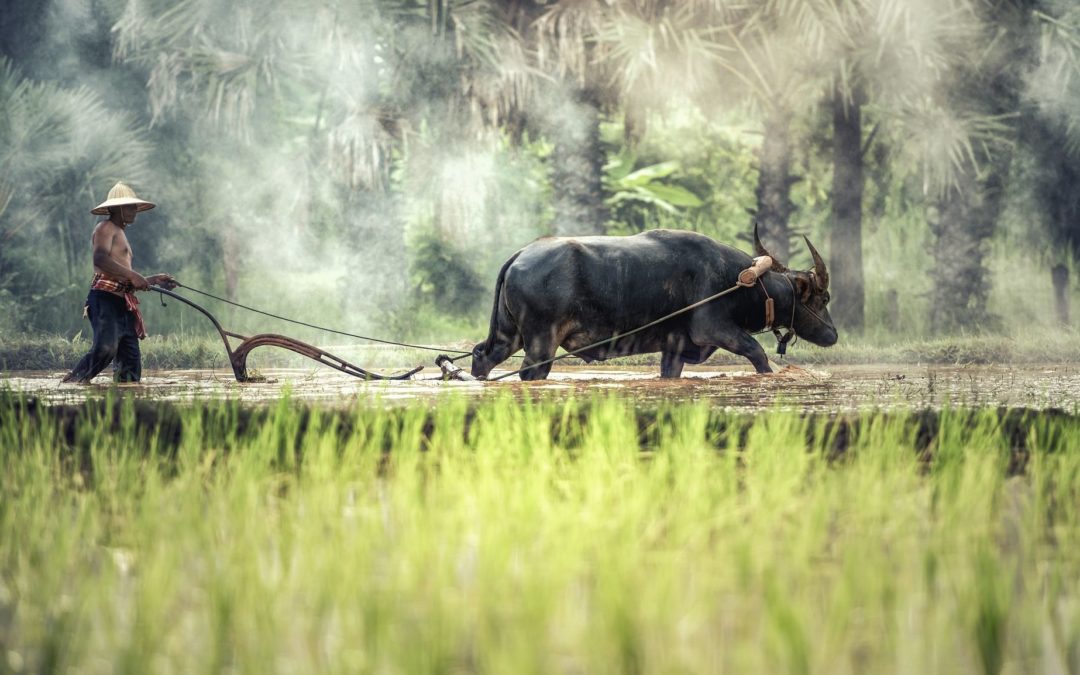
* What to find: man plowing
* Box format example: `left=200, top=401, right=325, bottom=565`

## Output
left=62, top=182, right=178, bottom=384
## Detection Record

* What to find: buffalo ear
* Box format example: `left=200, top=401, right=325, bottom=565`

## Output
left=793, top=274, right=814, bottom=302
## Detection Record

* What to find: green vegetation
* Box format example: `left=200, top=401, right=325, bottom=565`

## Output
left=0, top=335, right=229, bottom=372
left=7, top=4, right=1080, bottom=673
left=2, top=392, right=1079, bottom=672
left=4, top=332, right=1079, bottom=374
left=2, top=1, right=1079, bottom=344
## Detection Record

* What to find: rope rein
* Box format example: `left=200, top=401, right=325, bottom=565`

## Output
left=780, top=274, right=833, bottom=333
left=769, top=275, right=797, bottom=356
left=173, top=284, right=472, bottom=357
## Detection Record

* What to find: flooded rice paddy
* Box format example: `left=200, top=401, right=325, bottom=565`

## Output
left=4, top=362, right=1078, bottom=412
left=5, top=364, right=1080, bottom=674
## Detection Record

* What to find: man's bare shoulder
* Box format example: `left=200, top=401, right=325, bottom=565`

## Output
left=92, top=219, right=120, bottom=233
left=91, top=219, right=121, bottom=240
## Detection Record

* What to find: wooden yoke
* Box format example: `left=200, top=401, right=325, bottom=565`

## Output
left=738, top=255, right=773, bottom=287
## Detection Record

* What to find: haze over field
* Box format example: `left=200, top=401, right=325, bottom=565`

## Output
left=1, top=0, right=1078, bottom=346
left=5, top=6, right=1080, bottom=673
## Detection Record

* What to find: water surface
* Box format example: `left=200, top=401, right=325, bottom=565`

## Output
left=5, top=363, right=1078, bottom=412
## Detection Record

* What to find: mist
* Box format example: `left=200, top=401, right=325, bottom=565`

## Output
left=1, top=0, right=1078, bottom=349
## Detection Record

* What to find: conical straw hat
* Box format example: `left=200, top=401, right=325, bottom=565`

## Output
left=91, top=182, right=156, bottom=215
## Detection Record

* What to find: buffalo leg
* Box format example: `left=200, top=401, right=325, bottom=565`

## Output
left=710, top=330, right=772, bottom=374
left=660, top=350, right=685, bottom=378
left=471, top=331, right=523, bottom=379
left=519, top=328, right=558, bottom=381
left=489, top=333, right=523, bottom=370
left=660, top=333, right=687, bottom=378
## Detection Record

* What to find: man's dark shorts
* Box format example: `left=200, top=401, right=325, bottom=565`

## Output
left=65, top=290, right=142, bottom=383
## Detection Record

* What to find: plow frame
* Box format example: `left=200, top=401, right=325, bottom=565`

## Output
left=152, top=287, right=422, bottom=382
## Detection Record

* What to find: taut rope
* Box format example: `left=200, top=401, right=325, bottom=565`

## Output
left=174, top=283, right=472, bottom=357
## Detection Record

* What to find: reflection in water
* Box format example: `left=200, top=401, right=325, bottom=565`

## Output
left=4, top=363, right=1079, bottom=413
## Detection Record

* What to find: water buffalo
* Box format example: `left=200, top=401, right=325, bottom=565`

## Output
left=470, top=227, right=837, bottom=380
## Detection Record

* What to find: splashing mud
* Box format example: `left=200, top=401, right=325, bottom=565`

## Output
left=4, top=363, right=1078, bottom=412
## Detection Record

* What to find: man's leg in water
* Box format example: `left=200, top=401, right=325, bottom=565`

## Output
left=113, top=312, right=142, bottom=383
left=63, top=291, right=124, bottom=383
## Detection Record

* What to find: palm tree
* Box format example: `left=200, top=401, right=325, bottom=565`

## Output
left=112, top=0, right=331, bottom=301
left=508, top=0, right=612, bottom=235
left=519, top=1, right=849, bottom=254
left=735, top=0, right=1031, bottom=334
left=109, top=2, right=461, bottom=291
left=814, top=0, right=981, bottom=332
left=514, top=0, right=744, bottom=235
left=0, top=57, right=151, bottom=332
left=667, top=1, right=836, bottom=261
left=828, top=79, right=867, bottom=330
left=1019, top=3, right=1080, bottom=260
left=904, top=0, right=1044, bottom=331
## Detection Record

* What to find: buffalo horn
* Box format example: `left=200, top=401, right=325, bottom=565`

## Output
left=753, top=223, right=788, bottom=272
left=803, top=236, right=829, bottom=290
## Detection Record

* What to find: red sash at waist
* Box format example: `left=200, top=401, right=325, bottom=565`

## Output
left=89, top=273, right=147, bottom=339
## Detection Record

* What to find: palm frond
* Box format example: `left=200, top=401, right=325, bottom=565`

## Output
left=884, top=96, right=1015, bottom=196
left=0, top=57, right=151, bottom=277
left=532, top=0, right=607, bottom=85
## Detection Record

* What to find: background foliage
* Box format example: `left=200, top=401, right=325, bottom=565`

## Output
left=1, top=0, right=1078, bottom=349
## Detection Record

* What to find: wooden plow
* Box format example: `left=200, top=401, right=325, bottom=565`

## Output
left=152, top=287, right=423, bottom=382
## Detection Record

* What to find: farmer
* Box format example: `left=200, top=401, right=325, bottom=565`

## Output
left=62, top=182, right=178, bottom=384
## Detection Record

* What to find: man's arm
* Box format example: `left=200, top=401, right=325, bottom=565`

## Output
left=91, top=223, right=150, bottom=290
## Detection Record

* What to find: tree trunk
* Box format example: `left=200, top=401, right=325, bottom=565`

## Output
left=829, top=83, right=866, bottom=332
left=926, top=0, right=1036, bottom=334
left=753, top=108, right=795, bottom=261
left=1052, top=264, right=1070, bottom=325
left=928, top=171, right=996, bottom=331
left=549, top=87, right=608, bottom=236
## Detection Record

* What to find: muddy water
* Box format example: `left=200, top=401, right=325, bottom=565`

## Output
left=4, top=363, right=1078, bottom=412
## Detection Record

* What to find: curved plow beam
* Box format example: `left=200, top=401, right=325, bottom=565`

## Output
left=151, top=287, right=423, bottom=382
left=228, top=333, right=423, bottom=382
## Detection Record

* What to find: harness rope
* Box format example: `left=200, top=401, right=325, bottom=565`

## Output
left=171, top=283, right=473, bottom=357
left=773, top=275, right=799, bottom=356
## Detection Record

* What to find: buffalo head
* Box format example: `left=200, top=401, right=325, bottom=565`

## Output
left=754, top=224, right=838, bottom=347
left=470, top=342, right=497, bottom=379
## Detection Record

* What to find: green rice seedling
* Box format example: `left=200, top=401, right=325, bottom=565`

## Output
left=1, top=390, right=1079, bottom=673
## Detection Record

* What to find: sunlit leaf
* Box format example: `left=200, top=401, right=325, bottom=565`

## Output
left=620, top=161, right=681, bottom=186
left=643, top=183, right=704, bottom=208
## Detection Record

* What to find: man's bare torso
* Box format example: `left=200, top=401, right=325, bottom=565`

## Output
left=92, top=220, right=133, bottom=296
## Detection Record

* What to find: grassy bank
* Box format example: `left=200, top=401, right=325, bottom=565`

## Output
left=4, top=330, right=1080, bottom=373
left=2, top=392, right=1079, bottom=673
left=0, top=334, right=230, bottom=372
